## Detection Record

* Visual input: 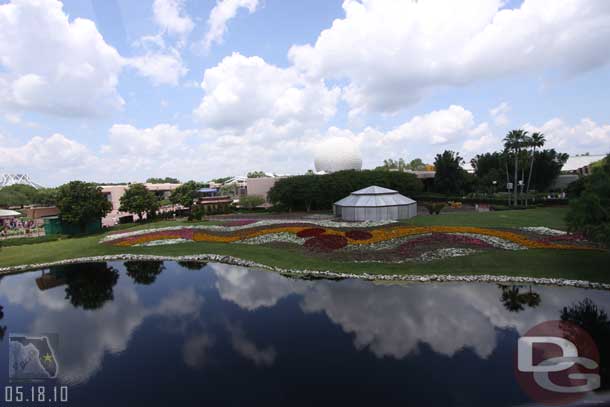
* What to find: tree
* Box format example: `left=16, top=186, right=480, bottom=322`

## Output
left=525, top=132, right=546, bottom=206
left=146, top=177, right=180, bottom=184
left=503, top=129, right=528, bottom=206
left=0, top=184, right=57, bottom=207
left=169, top=181, right=205, bottom=209
left=407, top=158, right=427, bottom=171
left=247, top=171, right=267, bottom=178
left=239, top=195, right=265, bottom=209
left=119, top=183, right=159, bottom=221
left=269, top=170, right=423, bottom=211
left=433, top=150, right=468, bottom=195
left=56, top=181, right=111, bottom=230
left=566, top=155, right=610, bottom=246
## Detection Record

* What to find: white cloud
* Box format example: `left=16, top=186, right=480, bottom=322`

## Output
left=0, top=133, right=94, bottom=172
left=153, top=0, right=194, bottom=37
left=0, top=0, right=124, bottom=116
left=126, top=49, right=188, bottom=86
left=194, top=53, right=340, bottom=129
left=524, top=117, right=610, bottom=154
left=203, top=0, right=259, bottom=50
left=289, top=0, right=610, bottom=116
left=489, top=102, right=510, bottom=126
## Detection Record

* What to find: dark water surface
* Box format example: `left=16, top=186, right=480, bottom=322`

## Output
left=0, top=261, right=609, bottom=406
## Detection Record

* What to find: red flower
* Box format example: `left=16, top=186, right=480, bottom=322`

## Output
left=345, top=230, right=373, bottom=240
left=304, top=234, right=348, bottom=252
left=297, top=228, right=326, bottom=238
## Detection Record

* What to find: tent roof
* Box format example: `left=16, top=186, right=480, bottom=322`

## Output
left=334, top=185, right=416, bottom=207
left=0, top=209, right=22, bottom=218
left=351, top=185, right=397, bottom=195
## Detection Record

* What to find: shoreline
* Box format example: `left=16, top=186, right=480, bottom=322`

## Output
left=1, top=253, right=609, bottom=291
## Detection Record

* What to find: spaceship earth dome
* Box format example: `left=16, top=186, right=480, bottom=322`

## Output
left=314, top=137, right=363, bottom=173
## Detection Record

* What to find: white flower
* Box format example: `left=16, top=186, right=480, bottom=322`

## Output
left=520, top=227, right=567, bottom=236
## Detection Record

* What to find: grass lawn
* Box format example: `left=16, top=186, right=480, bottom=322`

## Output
left=2, top=207, right=609, bottom=283
left=403, top=207, right=570, bottom=230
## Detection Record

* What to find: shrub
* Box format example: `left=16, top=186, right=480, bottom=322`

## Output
left=424, top=202, right=445, bottom=215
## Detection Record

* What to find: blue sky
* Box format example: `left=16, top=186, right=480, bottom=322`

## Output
left=1, top=0, right=609, bottom=186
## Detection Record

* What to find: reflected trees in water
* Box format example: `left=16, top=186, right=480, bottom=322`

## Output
left=125, top=261, right=165, bottom=285
left=499, top=285, right=542, bottom=312
left=561, top=298, right=610, bottom=391
left=61, top=263, right=119, bottom=310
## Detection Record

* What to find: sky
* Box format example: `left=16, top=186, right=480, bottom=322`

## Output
left=0, top=0, right=609, bottom=187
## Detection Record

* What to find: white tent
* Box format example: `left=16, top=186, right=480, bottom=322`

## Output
left=0, top=209, right=22, bottom=219
left=333, top=186, right=417, bottom=221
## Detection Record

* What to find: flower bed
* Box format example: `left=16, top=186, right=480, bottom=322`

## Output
left=102, top=221, right=599, bottom=263
left=296, top=228, right=327, bottom=238
left=303, top=234, right=348, bottom=252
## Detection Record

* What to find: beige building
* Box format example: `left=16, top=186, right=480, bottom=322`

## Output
left=246, top=177, right=283, bottom=203
left=101, top=183, right=181, bottom=226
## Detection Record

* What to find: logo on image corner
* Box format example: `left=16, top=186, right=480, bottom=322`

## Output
left=515, top=320, right=601, bottom=405
left=9, top=333, right=59, bottom=381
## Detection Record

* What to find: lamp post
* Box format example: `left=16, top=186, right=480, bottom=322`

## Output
left=492, top=180, right=497, bottom=196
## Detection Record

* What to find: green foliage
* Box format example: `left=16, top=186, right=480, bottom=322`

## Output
left=470, top=149, right=567, bottom=193
left=190, top=205, right=206, bottom=220
left=119, top=183, right=159, bottom=220
left=0, top=184, right=57, bottom=207
left=374, top=157, right=428, bottom=171
left=566, top=155, right=610, bottom=246
left=239, top=195, right=265, bottom=209
left=433, top=150, right=469, bottom=195
left=169, top=180, right=205, bottom=208
left=269, top=170, right=423, bottom=211
left=246, top=171, right=267, bottom=178
left=56, top=181, right=112, bottom=227
left=145, top=177, right=180, bottom=184
left=424, top=202, right=445, bottom=215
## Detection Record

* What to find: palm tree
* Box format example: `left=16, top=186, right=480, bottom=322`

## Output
left=503, top=130, right=528, bottom=206
left=525, top=132, right=545, bottom=207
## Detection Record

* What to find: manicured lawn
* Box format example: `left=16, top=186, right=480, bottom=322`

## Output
left=2, top=207, right=608, bottom=283
left=403, top=207, right=570, bottom=230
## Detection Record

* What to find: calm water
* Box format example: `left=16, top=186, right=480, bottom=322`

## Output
left=0, top=261, right=609, bottom=406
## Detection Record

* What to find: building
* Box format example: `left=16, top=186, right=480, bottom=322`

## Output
left=552, top=154, right=607, bottom=191
left=334, top=186, right=417, bottom=221
left=246, top=176, right=284, bottom=204
left=101, top=183, right=182, bottom=226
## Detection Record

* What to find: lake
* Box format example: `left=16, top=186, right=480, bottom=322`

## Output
left=0, top=261, right=609, bottom=406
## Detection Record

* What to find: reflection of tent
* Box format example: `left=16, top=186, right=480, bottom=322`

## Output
left=334, top=186, right=417, bottom=221
left=0, top=209, right=22, bottom=219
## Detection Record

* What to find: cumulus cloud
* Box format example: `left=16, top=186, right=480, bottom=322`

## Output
left=0, top=133, right=94, bottom=171
left=524, top=117, right=610, bottom=154
left=0, top=0, right=124, bottom=116
left=153, top=0, right=194, bottom=37
left=203, top=0, right=259, bottom=50
left=289, top=0, right=610, bottom=116
left=194, top=53, right=340, bottom=129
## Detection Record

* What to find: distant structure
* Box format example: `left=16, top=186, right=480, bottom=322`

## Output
left=101, top=183, right=181, bottom=226
left=334, top=186, right=417, bottom=221
left=314, top=137, right=363, bottom=173
left=0, top=173, right=43, bottom=189
left=552, top=154, right=607, bottom=191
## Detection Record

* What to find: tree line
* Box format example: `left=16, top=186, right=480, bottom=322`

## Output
left=268, top=170, right=423, bottom=211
